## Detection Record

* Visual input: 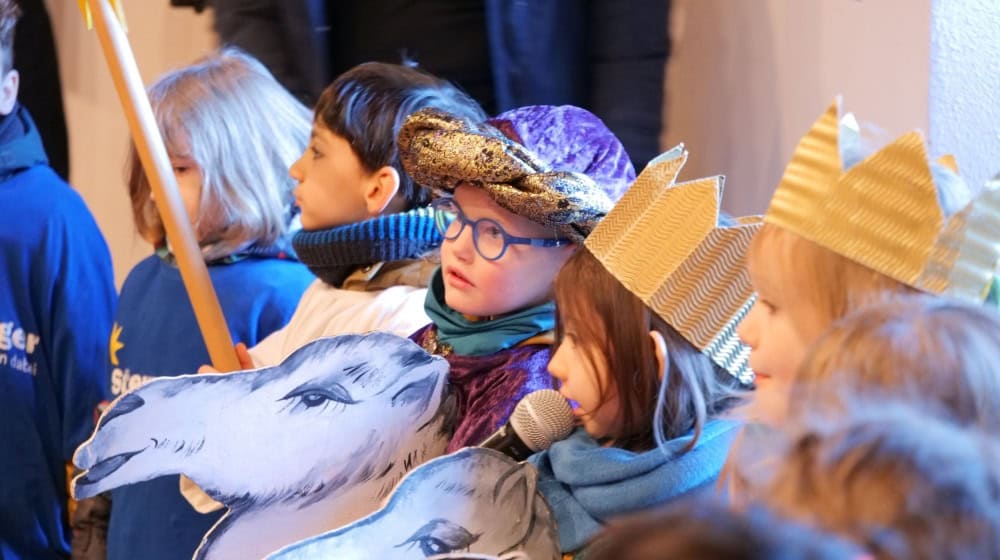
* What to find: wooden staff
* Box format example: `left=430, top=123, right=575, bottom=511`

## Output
left=81, top=0, right=241, bottom=372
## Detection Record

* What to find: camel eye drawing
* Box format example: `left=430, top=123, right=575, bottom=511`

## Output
left=72, top=332, right=455, bottom=560
left=396, top=519, right=481, bottom=557
left=269, top=448, right=560, bottom=560
left=280, top=381, right=357, bottom=412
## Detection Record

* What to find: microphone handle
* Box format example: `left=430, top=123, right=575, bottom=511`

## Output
left=479, top=423, right=535, bottom=461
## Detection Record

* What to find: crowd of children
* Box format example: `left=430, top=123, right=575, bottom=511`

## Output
left=3, top=0, right=1000, bottom=556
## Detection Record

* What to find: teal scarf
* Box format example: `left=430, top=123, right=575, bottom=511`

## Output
left=424, top=268, right=555, bottom=356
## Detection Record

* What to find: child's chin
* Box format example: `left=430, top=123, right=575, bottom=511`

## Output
left=581, top=423, right=606, bottom=441
left=444, top=293, right=493, bottom=317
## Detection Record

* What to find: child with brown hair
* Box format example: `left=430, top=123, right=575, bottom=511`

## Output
left=528, top=148, right=756, bottom=555
left=761, top=403, right=1000, bottom=560
left=240, top=61, right=487, bottom=368
left=397, top=104, right=635, bottom=452
left=186, top=59, right=488, bottom=520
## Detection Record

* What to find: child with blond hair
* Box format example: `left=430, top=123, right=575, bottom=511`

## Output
left=586, top=497, right=864, bottom=560
left=725, top=99, right=1000, bottom=502
left=762, top=404, right=1000, bottom=560
left=784, top=294, right=1000, bottom=429
left=735, top=99, right=998, bottom=425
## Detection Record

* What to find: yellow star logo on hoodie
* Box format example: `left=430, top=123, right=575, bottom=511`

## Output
left=109, top=322, right=125, bottom=367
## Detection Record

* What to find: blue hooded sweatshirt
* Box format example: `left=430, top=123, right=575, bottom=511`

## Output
left=0, top=103, right=117, bottom=559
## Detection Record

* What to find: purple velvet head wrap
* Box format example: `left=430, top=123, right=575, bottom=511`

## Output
left=487, top=105, right=635, bottom=201
left=398, top=105, right=634, bottom=243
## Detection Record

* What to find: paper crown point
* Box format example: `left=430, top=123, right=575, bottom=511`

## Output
left=917, top=175, right=1000, bottom=300
left=764, top=98, right=998, bottom=301
left=586, top=146, right=760, bottom=382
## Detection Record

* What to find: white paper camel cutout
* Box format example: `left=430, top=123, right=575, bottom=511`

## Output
left=269, top=447, right=560, bottom=560
left=72, top=332, right=454, bottom=560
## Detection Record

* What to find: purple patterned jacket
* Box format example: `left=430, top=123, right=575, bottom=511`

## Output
left=410, top=324, right=556, bottom=452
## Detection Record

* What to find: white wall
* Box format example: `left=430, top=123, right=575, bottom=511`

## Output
left=929, top=0, right=1000, bottom=192
left=47, top=1, right=216, bottom=286
left=50, top=1, right=995, bottom=283
left=662, top=0, right=932, bottom=215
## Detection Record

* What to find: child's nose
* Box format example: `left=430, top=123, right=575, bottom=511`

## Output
left=449, top=224, right=476, bottom=262
left=547, top=346, right=569, bottom=382
left=289, top=155, right=305, bottom=182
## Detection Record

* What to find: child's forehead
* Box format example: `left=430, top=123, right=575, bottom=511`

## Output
left=747, top=230, right=794, bottom=295
left=310, top=124, right=359, bottom=157
left=158, top=119, right=193, bottom=158
left=453, top=183, right=498, bottom=210
left=167, top=152, right=197, bottom=164
left=557, top=294, right=604, bottom=332
left=453, top=186, right=542, bottom=228
left=163, top=141, right=195, bottom=163
left=310, top=122, right=339, bottom=141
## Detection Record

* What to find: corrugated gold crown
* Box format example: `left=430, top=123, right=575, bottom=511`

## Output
left=586, top=146, right=761, bottom=383
left=766, top=99, right=999, bottom=301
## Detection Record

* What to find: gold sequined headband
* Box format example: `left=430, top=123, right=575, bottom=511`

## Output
left=398, top=108, right=614, bottom=243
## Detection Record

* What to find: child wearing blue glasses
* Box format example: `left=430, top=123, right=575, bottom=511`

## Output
left=398, top=105, right=634, bottom=451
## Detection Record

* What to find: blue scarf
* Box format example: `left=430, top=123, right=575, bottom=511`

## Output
left=423, top=268, right=555, bottom=356
left=292, top=207, right=442, bottom=287
left=529, top=421, right=740, bottom=553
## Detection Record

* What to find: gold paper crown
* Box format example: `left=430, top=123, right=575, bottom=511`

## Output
left=766, top=98, right=1000, bottom=301
left=585, top=146, right=761, bottom=383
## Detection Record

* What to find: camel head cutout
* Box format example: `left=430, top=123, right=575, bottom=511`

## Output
left=72, top=332, right=454, bottom=560
left=269, top=448, right=560, bottom=560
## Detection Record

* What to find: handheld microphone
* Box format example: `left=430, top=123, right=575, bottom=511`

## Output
left=479, top=389, right=575, bottom=461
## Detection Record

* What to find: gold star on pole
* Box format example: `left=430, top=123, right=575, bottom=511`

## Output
left=78, top=0, right=127, bottom=31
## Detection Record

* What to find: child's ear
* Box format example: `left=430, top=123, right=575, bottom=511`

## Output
left=363, top=165, right=401, bottom=215
left=649, top=330, right=668, bottom=381
left=0, top=70, right=19, bottom=116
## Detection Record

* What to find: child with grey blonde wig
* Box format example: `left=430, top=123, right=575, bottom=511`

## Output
left=107, top=48, right=315, bottom=560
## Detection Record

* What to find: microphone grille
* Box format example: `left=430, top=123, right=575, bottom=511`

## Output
left=509, top=389, right=575, bottom=452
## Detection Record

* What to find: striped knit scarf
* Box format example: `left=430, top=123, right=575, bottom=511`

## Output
left=292, top=207, right=442, bottom=287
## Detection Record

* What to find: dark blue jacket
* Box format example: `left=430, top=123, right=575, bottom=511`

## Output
left=0, top=104, right=117, bottom=559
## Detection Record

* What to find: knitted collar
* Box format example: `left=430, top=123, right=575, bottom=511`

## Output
left=155, top=235, right=297, bottom=266
left=292, top=207, right=442, bottom=287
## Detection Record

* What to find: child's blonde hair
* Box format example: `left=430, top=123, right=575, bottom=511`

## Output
left=127, top=48, right=311, bottom=260
left=788, top=295, right=1000, bottom=431
left=749, top=129, right=973, bottom=342
left=762, top=404, right=1000, bottom=559
left=587, top=497, right=863, bottom=560
left=747, top=224, right=915, bottom=341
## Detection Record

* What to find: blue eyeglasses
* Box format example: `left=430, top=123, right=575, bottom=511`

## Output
left=430, top=197, right=571, bottom=261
